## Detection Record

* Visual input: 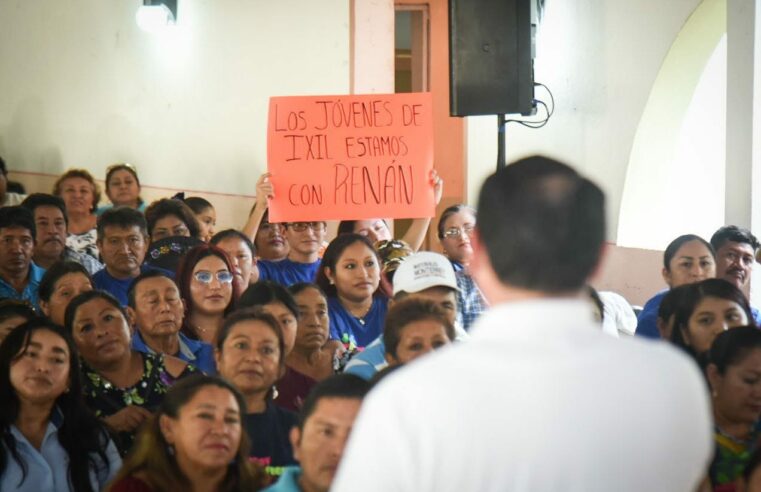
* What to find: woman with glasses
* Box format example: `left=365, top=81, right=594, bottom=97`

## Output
left=437, top=204, right=476, bottom=271
left=176, top=244, right=240, bottom=344
left=99, top=163, right=145, bottom=214
left=437, top=204, right=487, bottom=331
left=53, top=169, right=101, bottom=260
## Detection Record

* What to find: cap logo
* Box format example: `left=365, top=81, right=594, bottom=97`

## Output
left=413, top=261, right=446, bottom=280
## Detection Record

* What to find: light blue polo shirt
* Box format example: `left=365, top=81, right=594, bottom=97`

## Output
left=1, top=408, right=121, bottom=491
left=0, top=262, right=45, bottom=311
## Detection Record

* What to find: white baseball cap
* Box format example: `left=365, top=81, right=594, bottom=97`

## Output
left=392, top=252, right=460, bottom=296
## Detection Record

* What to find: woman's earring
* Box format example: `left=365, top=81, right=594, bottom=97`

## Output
left=272, top=385, right=279, bottom=400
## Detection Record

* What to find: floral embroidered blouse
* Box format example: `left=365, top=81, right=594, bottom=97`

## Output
left=81, top=352, right=196, bottom=455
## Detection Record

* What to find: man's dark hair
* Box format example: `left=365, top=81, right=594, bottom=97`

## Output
left=298, top=374, right=370, bottom=430
left=710, top=225, right=760, bottom=253
left=0, top=206, right=35, bottom=238
left=20, top=193, right=68, bottom=227
left=0, top=156, right=7, bottom=176
left=210, top=229, right=256, bottom=257
left=127, top=269, right=177, bottom=309
left=476, top=155, right=605, bottom=292
left=97, top=206, right=148, bottom=238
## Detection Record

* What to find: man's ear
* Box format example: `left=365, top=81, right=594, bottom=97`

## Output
left=124, top=307, right=136, bottom=334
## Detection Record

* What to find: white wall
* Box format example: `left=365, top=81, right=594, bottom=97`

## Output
left=619, top=0, right=726, bottom=250
left=0, top=0, right=350, bottom=197
left=465, top=0, right=704, bottom=242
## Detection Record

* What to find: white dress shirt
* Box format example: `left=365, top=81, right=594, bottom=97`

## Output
left=333, top=298, right=713, bottom=492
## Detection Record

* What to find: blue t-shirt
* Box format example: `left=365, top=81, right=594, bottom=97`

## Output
left=344, top=336, right=387, bottom=380
left=328, top=296, right=388, bottom=349
left=0, top=262, right=46, bottom=311
left=93, top=264, right=174, bottom=306
left=258, top=258, right=321, bottom=287
left=131, top=331, right=216, bottom=374
left=635, top=290, right=667, bottom=339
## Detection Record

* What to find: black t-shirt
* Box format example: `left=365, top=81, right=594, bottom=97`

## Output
left=244, top=401, right=298, bottom=474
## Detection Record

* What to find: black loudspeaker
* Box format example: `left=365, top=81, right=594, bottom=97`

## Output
left=449, top=0, right=534, bottom=116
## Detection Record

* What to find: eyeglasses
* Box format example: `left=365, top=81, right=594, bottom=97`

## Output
left=288, top=222, right=326, bottom=232
left=443, top=225, right=475, bottom=239
left=193, top=270, right=234, bottom=284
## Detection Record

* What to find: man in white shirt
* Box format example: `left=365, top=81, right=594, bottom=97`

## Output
left=332, top=155, right=713, bottom=492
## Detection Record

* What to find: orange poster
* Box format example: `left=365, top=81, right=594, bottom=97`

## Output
left=267, top=93, right=434, bottom=222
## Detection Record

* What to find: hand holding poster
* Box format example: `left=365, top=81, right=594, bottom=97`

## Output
left=266, top=93, right=434, bottom=222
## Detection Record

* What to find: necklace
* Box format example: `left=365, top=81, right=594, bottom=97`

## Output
left=349, top=303, right=372, bottom=326
left=716, top=424, right=754, bottom=446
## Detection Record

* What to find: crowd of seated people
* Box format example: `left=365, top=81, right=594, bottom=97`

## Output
left=1, top=155, right=761, bottom=491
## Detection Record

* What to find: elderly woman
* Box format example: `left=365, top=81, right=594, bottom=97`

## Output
left=100, top=163, right=145, bottom=213
left=436, top=204, right=487, bottom=331
left=65, top=290, right=195, bottom=455
left=0, top=319, right=121, bottom=491
left=53, top=169, right=100, bottom=260
left=107, top=374, right=266, bottom=491
left=127, top=270, right=216, bottom=374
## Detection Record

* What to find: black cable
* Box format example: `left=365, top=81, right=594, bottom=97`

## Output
left=501, top=82, right=555, bottom=129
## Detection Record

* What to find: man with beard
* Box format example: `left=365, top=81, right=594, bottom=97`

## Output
left=21, top=193, right=103, bottom=275
left=93, top=207, right=171, bottom=305
left=0, top=206, right=45, bottom=310
left=710, top=225, right=761, bottom=324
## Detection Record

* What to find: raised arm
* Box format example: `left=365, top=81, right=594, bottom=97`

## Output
left=241, top=172, right=275, bottom=283
left=401, top=169, right=443, bottom=251
left=241, top=172, right=274, bottom=244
